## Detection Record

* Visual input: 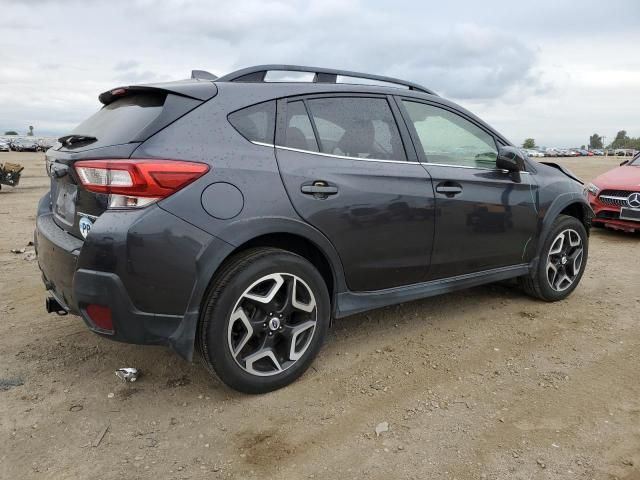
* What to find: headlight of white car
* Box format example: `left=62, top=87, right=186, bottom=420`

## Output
left=584, top=183, right=599, bottom=196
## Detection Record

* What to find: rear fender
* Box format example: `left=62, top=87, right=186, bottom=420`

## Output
left=173, top=216, right=347, bottom=361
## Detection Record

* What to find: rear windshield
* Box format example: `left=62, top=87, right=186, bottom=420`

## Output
left=70, top=93, right=166, bottom=147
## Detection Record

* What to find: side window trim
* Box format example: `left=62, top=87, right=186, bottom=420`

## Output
left=273, top=94, right=415, bottom=163
left=388, top=95, right=418, bottom=162
left=396, top=97, right=510, bottom=172
left=302, top=99, right=324, bottom=152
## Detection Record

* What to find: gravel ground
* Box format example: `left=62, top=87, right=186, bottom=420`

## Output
left=1, top=152, right=638, bottom=480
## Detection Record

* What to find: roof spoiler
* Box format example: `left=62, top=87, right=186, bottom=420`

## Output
left=98, top=79, right=218, bottom=105
left=191, top=69, right=218, bottom=80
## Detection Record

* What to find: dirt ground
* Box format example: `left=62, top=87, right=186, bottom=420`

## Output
left=1, top=151, right=639, bottom=480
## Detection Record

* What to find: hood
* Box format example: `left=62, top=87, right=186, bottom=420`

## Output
left=593, top=165, right=640, bottom=190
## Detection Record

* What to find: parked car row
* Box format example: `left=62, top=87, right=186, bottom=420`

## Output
left=537, top=147, right=638, bottom=158
left=610, top=148, right=637, bottom=157
left=541, top=148, right=592, bottom=157
left=0, top=137, right=57, bottom=152
left=524, top=149, right=545, bottom=158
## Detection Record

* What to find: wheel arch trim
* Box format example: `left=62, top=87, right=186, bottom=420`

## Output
left=171, top=218, right=346, bottom=361
left=529, top=193, right=592, bottom=274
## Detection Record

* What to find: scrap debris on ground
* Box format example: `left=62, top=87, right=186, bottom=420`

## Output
left=0, top=161, right=24, bottom=189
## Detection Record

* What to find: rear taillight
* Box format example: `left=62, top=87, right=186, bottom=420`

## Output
left=74, top=159, right=209, bottom=209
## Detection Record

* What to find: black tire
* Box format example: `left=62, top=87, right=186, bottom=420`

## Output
left=520, top=214, right=588, bottom=301
left=197, top=247, right=330, bottom=394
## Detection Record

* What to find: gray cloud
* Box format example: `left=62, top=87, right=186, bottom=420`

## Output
left=112, top=70, right=172, bottom=83
left=1, top=0, right=639, bottom=145
left=114, top=60, right=141, bottom=71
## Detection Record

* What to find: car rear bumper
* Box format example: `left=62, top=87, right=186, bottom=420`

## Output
left=72, top=269, right=183, bottom=344
left=35, top=212, right=82, bottom=313
left=35, top=194, right=235, bottom=359
left=35, top=211, right=181, bottom=342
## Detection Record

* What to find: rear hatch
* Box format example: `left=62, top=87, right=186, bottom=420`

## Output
left=46, top=80, right=216, bottom=239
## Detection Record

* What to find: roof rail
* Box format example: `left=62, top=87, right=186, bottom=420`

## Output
left=191, top=69, right=218, bottom=81
left=216, top=64, right=437, bottom=95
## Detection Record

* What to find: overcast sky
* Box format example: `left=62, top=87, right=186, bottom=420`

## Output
left=1, top=0, right=639, bottom=147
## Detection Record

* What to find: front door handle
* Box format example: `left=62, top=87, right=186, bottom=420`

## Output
left=301, top=181, right=338, bottom=196
left=435, top=182, right=463, bottom=197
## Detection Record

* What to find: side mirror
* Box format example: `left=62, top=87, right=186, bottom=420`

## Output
left=497, top=146, right=526, bottom=172
left=620, top=159, right=629, bottom=166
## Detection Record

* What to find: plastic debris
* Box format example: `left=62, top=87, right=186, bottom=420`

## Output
left=10, top=248, right=26, bottom=254
left=375, top=421, right=389, bottom=437
left=116, top=368, right=140, bottom=383
left=0, top=377, right=24, bottom=391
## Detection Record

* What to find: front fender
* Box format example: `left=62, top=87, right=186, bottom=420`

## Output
left=529, top=192, right=592, bottom=275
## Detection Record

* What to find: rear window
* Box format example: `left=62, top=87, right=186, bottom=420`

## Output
left=228, top=100, right=276, bottom=144
left=71, top=93, right=166, bottom=147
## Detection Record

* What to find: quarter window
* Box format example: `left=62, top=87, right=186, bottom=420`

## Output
left=305, top=97, right=406, bottom=161
left=228, top=100, right=276, bottom=144
left=402, top=100, right=498, bottom=168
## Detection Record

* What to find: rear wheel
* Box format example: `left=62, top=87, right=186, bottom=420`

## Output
left=198, top=248, right=330, bottom=393
left=521, top=215, right=588, bottom=301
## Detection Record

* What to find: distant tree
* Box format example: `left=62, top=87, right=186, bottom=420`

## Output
left=522, top=138, right=536, bottom=149
left=589, top=133, right=603, bottom=149
left=27, top=125, right=34, bottom=136
left=611, top=130, right=630, bottom=149
left=4, top=131, right=18, bottom=135
left=580, top=145, right=586, bottom=150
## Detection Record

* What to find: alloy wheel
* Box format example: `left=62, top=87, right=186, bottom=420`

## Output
left=546, top=228, right=584, bottom=292
left=227, top=273, right=317, bottom=376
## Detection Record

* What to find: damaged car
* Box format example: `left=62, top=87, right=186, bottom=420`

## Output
left=35, top=65, right=592, bottom=393
left=585, top=152, right=640, bottom=232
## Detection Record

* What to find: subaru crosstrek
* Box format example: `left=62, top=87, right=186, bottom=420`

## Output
left=36, top=65, right=592, bottom=393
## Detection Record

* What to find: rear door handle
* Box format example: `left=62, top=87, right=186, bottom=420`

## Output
left=435, top=182, right=463, bottom=196
left=301, top=181, right=338, bottom=196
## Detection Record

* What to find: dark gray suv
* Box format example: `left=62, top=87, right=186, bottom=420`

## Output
left=36, top=65, right=591, bottom=393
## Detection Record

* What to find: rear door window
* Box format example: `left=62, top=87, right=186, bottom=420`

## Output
left=305, top=97, right=406, bottom=161
left=228, top=100, right=276, bottom=144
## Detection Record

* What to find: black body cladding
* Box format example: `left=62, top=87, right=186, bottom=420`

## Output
left=35, top=65, right=592, bottom=366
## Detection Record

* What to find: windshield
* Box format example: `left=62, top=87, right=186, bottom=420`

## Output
left=630, top=153, right=640, bottom=165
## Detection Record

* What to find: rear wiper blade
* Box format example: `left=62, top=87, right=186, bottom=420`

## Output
left=58, top=134, right=98, bottom=146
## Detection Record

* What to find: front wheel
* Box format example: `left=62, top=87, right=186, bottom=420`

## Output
left=520, top=214, right=588, bottom=301
left=198, top=248, right=330, bottom=393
